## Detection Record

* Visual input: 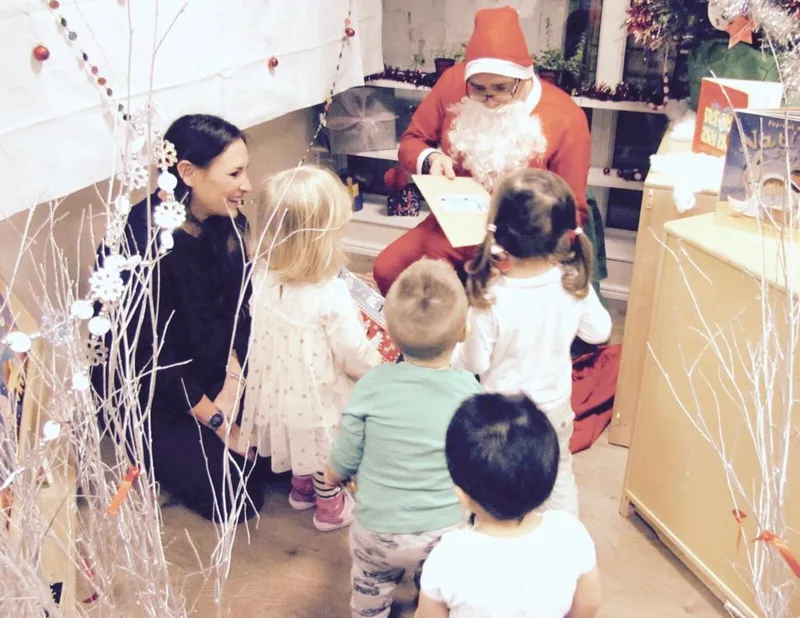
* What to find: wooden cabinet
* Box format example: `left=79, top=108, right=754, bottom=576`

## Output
left=621, top=213, right=800, bottom=617
left=609, top=137, right=720, bottom=447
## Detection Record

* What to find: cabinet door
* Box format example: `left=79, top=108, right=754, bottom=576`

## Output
left=623, top=232, right=800, bottom=617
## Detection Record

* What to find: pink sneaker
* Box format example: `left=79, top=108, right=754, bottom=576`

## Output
left=288, top=475, right=315, bottom=511
left=313, top=490, right=354, bottom=531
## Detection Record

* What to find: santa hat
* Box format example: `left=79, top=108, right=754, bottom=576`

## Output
left=464, top=7, right=534, bottom=81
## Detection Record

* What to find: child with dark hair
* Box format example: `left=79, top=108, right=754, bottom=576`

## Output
left=325, top=259, right=481, bottom=618
left=453, top=168, right=612, bottom=517
left=415, top=393, right=602, bottom=618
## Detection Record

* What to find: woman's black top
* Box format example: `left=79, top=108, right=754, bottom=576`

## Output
left=92, top=194, right=250, bottom=419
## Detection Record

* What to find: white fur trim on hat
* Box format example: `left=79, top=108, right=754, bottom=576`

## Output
left=465, top=58, right=534, bottom=81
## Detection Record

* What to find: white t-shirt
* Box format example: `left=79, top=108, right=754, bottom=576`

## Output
left=420, top=510, right=596, bottom=617
left=452, top=267, right=611, bottom=410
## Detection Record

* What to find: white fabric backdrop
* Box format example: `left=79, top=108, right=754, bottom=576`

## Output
left=0, top=0, right=383, bottom=219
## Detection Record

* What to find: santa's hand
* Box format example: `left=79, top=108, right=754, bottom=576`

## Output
left=429, top=153, right=456, bottom=180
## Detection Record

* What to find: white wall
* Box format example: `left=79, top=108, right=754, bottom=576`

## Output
left=381, top=0, right=568, bottom=71
left=0, top=108, right=316, bottom=321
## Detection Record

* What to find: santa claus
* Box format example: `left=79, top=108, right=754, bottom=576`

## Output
left=373, top=6, right=591, bottom=296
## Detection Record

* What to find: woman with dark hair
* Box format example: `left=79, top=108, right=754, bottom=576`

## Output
left=94, top=114, right=268, bottom=523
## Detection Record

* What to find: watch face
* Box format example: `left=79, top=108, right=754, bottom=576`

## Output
left=208, top=412, right=225, bottom=430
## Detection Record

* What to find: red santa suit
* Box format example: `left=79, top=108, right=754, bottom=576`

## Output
left=373, top=8, right=591, bottom=296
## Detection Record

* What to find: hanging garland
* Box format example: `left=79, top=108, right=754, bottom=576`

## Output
left=365, top=65, right=440, bottom=88
left=36, top=0, right=130, bottom=121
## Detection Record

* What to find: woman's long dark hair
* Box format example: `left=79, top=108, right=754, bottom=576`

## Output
left=163, top=114, right=249, bottom=300
left=465, top=169, right=593, bottom=309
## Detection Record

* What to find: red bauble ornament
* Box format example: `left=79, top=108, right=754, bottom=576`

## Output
left=33, top=44, right=50, bottom=61
left=48, top=0, right=60, bottom=8
left=267, top=56, right=278, bottom=69
left=345, top=27, right=355, bottom=37
left=97, top=77, right=107, bottom=86
left=602, top=167, right=611, bottom=176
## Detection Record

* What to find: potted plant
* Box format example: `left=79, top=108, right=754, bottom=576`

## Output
left=532, top=19, right=584, bottom=89
left=432, top=43, right=466, bottom=76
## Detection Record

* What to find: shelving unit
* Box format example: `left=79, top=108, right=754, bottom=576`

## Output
left=336, top=131, right=646, bottom=192
left=321, top=2, right=673, bottom=301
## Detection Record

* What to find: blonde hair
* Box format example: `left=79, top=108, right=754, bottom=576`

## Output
left=384, top=259, right=468, bottom=360
left=249, top=165, right=352, bottom=283
left=466, top=169, right=593, bottom=309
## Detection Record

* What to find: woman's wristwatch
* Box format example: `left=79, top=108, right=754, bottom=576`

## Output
left=207, top=411, right=226, bottom=432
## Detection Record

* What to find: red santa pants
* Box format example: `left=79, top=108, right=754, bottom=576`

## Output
left=373, top=215, right=477, bottom=296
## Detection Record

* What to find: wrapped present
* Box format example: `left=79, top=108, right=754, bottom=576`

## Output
left=388, top=186, right=422, bottom=216
left=327, top=87, right=398, bottom=155
left=384, top=166, right=421, bottom=216
left=338, top=268, right=401, bottom=363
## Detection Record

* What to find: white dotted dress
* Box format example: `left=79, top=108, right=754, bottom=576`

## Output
left=240, top=267, right=381, bottom=475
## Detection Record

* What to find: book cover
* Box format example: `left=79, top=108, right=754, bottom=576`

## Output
left=717, top=109, right=800, bottom=225
left=338, top=268, right=401, bottom=364
left=692, top=78, right=783, bottom=157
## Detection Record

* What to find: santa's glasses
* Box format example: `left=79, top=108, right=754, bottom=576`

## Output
left=466, top=78, right=520, bottom=103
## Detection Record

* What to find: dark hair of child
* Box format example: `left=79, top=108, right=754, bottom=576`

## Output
left=446, top=392, right=559, bottom=521
left=465, top=168, right=594, bottom=309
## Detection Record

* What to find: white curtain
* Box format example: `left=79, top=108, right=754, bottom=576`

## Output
left=0, top=0, right=383, bottom=218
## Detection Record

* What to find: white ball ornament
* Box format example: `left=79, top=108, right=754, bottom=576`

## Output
left=157, top=172, right=178, bottom=193
left=43, top=420, right=62, bottom=441
left=70, top=300, right=95, bottom=320
left=159, top=230, right=174, bottom=251
left=104, top=254, right=127, bottom=271
left=114, top=195, right=131, bottom=214
left=71, top=372, right=90, bottom=392
left=88, top=316, right=112, bottom=336
left=4, top=332, right=32, bottom=353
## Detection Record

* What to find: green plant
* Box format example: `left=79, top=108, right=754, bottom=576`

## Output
left=432, top=42, right=466, bottom=61
left=410, top=53, right=426, bottom=69
left=532, top=19, right=584, bottom=78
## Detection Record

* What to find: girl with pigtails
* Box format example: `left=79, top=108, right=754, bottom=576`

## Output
left=452, top=168, right=612, bottom=518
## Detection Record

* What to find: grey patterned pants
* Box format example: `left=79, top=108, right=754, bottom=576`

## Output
left=348, top=519, right=457, bottom=618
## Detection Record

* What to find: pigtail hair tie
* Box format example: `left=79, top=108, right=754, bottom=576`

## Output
left=487, top=223, right=497, bottom=233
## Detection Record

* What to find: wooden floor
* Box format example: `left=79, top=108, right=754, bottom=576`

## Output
left=159, top=256, right=725, bottom=618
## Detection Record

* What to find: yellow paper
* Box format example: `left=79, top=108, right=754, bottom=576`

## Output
left=412, top=175, right=491, bottom=248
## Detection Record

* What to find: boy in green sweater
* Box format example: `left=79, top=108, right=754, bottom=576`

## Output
left=326, top=259, right=482, bottom=618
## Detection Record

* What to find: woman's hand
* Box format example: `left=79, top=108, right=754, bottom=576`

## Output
left=216, top=423, right=255, bottom=461
left=428, top=153, right=456, bottom=180
left=213, top=374, right=244, bottom=419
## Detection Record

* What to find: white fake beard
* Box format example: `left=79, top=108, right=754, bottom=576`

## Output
left=447, top=97, right=548, bottom=192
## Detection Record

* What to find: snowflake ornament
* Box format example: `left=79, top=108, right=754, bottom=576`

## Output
left=89, top=267, right=125, bottom=303
left=104, top=215, right=126, bottom=248
left=121, top=161, right=149, bottom=190
left=152, top=139, right=178, bottom=170
left=129, top=104, right=157, bottom=136
left=40, top=311, right=75, bottom=346
left=84, top=337, right=108, bottom=366
left=153, top=200, right=186, bottom=231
